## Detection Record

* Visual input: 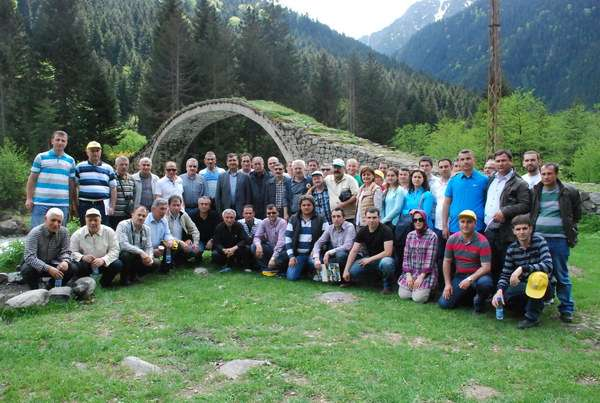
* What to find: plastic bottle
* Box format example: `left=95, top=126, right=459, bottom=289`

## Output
left=54, top=278, right=62, bottom=288
left=165, top=247, right=172, bottom=265
left=495, top=296, right=504, bottom=320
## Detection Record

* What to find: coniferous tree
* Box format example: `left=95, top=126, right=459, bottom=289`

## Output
left=345, top=53, right=361, bottom=134
left=310, top=52, right=339, bottom=127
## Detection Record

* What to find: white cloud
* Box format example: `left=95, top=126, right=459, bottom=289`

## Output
left=277, top=0, right=419, bottom=39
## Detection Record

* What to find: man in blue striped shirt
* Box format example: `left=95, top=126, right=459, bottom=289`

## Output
left=25, top=131, right=76, bottom=227
left=74, top=141, right=117, bottom=225
left=284, top=195, right=328, bottom=281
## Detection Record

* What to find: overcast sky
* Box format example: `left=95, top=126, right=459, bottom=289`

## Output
left=277, top=0, right=419, bottom=39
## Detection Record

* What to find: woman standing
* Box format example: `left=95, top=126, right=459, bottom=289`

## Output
left=381, top=168, right=406, bottom=229
left=400, top=169, right=435, bottom=228
left=355, top=166, right=383, bottom=227
left=398, top=210, right=438, bottom=303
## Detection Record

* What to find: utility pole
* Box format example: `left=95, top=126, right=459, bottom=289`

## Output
left=487, top=0, right=501, bottom=155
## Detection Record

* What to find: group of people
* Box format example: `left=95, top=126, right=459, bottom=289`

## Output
left=22, top=130, right=582, bottom=329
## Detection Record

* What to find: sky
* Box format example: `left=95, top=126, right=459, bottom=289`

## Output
left=277, top=0, right=419, bottom=39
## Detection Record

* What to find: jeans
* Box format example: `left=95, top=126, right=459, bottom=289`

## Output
left=504, top=282, right=545, bottom=321
left=320, top=250, right=349, bottom=270
left=78, top=200, right=108, bottom=226
left=349, top=256, right=395, bottom=289
left=31, top=205, right=70, bottom=228
left=251, top=241, right=274, bottom=271
left=286, top=254, right=314, bottom=281
left=545, top=237, right=574, bottom=314
left=438, top=273, right=494, bottom=309
left=485, top=228, right=510, bottom=285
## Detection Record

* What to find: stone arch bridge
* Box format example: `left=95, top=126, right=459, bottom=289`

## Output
left=134, top=98, right=418, bottom=171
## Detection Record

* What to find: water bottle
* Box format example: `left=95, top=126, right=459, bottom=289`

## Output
left=495, top=296, right=504, bottom=320
left=158, top=245, right=165, bottom=262
left=92, top=267, right=100, bottom=279
left=54, top=278, right=62, bottom=288
left=165, top=247, right=172, bottom=265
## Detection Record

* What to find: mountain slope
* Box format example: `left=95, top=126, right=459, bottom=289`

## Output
left=397, top=0, right=600, bottom=110
left=359, top=0, right=474, bottom=56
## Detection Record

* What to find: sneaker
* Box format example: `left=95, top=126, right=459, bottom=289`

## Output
left=517, top=318, right=540, bottom=329
left=560, top=312, right=574, bottom=323
left=219, top=266, right=232, bottom=273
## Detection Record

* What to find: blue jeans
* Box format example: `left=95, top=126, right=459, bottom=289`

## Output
left=504, top=282, right=545, bottom=322
left=321, top=250, right=349, bottom=269
left=251, top=241, right=273, bottom=271
left=286, top=254, right=314, bottom=281
left=546, top=237, right=574, bottom=314
left=31, top=205, right=70, bottom=228
left=349, top=256, right=395, bottom=289
left=78, top=200, right=108, bottom=226
left=438, top=273, right=494, bottom=309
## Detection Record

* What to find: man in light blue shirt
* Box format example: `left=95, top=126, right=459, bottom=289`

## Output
left=181, top=157, right=206, bottom=217
left=199, top=151, right=225, bottom=200
left=144, top=198, right=174, bottom=269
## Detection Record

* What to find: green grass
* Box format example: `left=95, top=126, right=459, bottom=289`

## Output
left=1, top=235, right=599, bottom=402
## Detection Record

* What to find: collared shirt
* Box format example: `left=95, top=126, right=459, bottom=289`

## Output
left=31, top=149, right=76, bottom=207
left=238, top=218, right=262, bottom=238
left=181, top=173, right=206, bottom=207
left=498, top=234, right=553, bottom=291
left=275, top=177, right=286, bottom=208
left=324, top=174, right=359, bottom=218
left=145, top=213, right=174, bottom=248
left=70, top=224, right=120, bottom=266
left=444, top=232, right=491, bottom=275
left=116, top=219, right=153, bottom=256
left=312, top=221, right=356, bottom=260
left=169, top=213, right=183, bottom=240
left=484, top=170, right=515, bottom=224
left=253, top=217, right=287, bottom=258
left=138, top=173, right=155, bottom=209
left=312, top=186, right=332, bottom=224
left=114, top=173, right=135, bottom=217
left=434, top=179, right=450, bottom=230
left=444, top=170, right=488, bottom=232
left=200, top=166, right=225, bottom=198
left=24, top=224, right=71, bottom=273
left=523, top=172, right=541, bottom=189
left=399, top=229, right=438, bottom=290
left=290, top=176, right=311, bottom=214
left=157, top=176, right=184, bottom=202
left=228, top=171, right=238, bottom=203
left=76, top=160, right=116, bottom=201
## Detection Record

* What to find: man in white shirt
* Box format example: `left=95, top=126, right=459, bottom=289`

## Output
left=522, top=150, right=542, bottom=189
left=433, top=158, right=453, bottom=289
left=157, top=161, right=184, bottom=204
left=324, top=159, right=359, bottom=224
left=419, top=156, right=441, bottom=198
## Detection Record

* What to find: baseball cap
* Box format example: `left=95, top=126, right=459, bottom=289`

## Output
left=311, top=170, right=323, bottom=177
left=526, top=272, right=549, bottom=299
left=332, top=158, right=345, bottom=167
left=86, top=141, right=102, bottom=150
left=374, top=169, right=385, bottom=179
left=85, top=208, right=101, bottom=217
left=458, top=210, right=477, bottom=221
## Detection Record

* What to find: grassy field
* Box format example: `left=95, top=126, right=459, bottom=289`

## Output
left=1, top=234, right=599, bottom=402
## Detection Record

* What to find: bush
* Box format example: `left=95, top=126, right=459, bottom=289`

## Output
left=103, top=129, right=147, bottom=162
left=0, top=140, right=29, bottom=209
left=0, top=240, right=24, bottom=272
left=572, top=139, right=600, bottom=183
left=579, top=214, right=600, bottom=235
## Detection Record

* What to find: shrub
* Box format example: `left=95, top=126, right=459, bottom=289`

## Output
left=0, top=240, right=24, bottom=272
left=103, top=129, right=147, bottom=162
left=0, top=140, right=30, bottom=209
left=572, top=139, right=600, bottom=183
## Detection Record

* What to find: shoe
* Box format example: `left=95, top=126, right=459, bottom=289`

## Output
left=473, top=295, right=485, bottom=314
left=244, top=268, right=253, bottom=273
left=219, top=267, right=232, bottom=273
left=381, top=287, right=392, bottom=295
left=339, top=283, right=352, bottom=288
left=543, top=298, right=554, bottom=306
left=517, top=318, right=540, bottom=329
left=560, top=312, right=573, bottom=323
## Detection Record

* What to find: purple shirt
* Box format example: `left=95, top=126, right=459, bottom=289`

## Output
left=253, top=217, right=287, bottom=258
left=312, top=221, right=356, bottom=260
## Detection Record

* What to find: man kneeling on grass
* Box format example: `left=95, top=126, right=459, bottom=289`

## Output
left=491, top=214, right=553, bottom=329
left=212, top=209, right=251, bottom=272
left=21, top=208, right=76, bottom=290
left=70, top=208, right=124, bottom=287
left=342, top=207, right=395, bottom=294
left=166, top=195, right=201, bottom=265
left=116, top=206, right=160, bottom=283
left=252, top=204, right=287, bottom=276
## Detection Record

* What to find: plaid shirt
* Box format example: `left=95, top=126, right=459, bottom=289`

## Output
left=275, top=178, right=285, bottom=208
left=312, top=187, right=332, bottom=224
left=398, top=229, right=438, bottom=290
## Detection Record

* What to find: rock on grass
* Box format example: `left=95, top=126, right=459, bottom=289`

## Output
left=317, top=292, right=356, bottom=304
left=217, top=359, right=270, bottom=380
left=5, top=289, right=49, bottom=308
left=462, top=381, right=500, bottom=400
left=122, top=356, right=162, bottom=377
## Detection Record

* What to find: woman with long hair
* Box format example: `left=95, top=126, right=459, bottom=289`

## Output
left=355, top=166, right=383, bottom=227
left=400, top=169, right=436, bottom=228
left=381, top=167, right=406, bottom=229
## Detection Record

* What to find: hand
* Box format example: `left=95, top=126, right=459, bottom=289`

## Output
left=206, top=239, right=214, bottom=250
left=492, top=211, right=505, bottom=223
left=165, top=240, right=173, bottom=249
left=268, top=257, right=277, bottom=269
left=25, top=199, right=34, bottom=211
left=442, top=284, right=453, bottom=300
left=82, top=255, right=95, bottom=263
left=48, top=267, right=64, bottom=279
left=153, top=248, right=162, bottom=258
left=91, top=258, right=105, bottom=269
left=413, top=274, right=424, bottom=290
left=314, top=259, right=321, bottom=270
left=142, top=255, right=154, bottom=266
left=255, top=245, right=263, bottom=259
left=510, top=267, right=523, bottom=287
left=442, top=227, right=450, bottom=239
left=108, top=207, right=115, bottom=216
left=57, top=261, right=69, bottom=272
left=323, top=252, right=330, bottom=266
left=491, top=289, right=504, bottom=308
left=141, top=252, right=149, bottom=261
left=343, top=269, right=350, bottom=282
left=358, top=257, right=370, bottom=267
left=191, top=243, right=199, bottom=253
left=406, top=273, right=414, bottom=290
left=289, top=257, right=297, bottom=267
left=459, top=276, right=473, bottom=290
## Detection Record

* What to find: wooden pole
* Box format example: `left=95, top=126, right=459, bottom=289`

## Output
left=487, top=0, right=501, bottom=155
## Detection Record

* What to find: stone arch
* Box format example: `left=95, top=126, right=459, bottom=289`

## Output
left=134, top=98, right=418, bottom=171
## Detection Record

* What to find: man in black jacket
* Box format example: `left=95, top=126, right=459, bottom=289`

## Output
left=248, top=157, right=271, bottom=219
left=212, top=209, right=251, bottom=272
left=215, top=153, right=251, bottom=217
left=530, top=163, right=581, bottom=323
left=483, top=149, right=531, bottom=283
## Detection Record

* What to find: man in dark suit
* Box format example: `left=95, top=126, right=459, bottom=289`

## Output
left=216, top=153, right=251, bottom=217
left=248, top=156, right=272, bottom=219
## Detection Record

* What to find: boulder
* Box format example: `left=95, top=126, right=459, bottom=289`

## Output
left=0, top=273, right=7, bottom=284
left=72, top=277, right=96, bottom=300
left=122, top=356, right=162, bottom=377
left=6, top=272, right=22, bottom=284
left=217, top=359, right=270, bottom=380
left=193, top=267, right=209, bottom=276
left=0, top=220, right=19, bottom=236
left=5, top=289, right=49, bottom=308
left=49, top=286, right=73, bottom=302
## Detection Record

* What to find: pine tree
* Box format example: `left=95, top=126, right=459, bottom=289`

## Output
left=356, top=53, right=392, bottom=143
left=310, top=52, right=339, bottom=127
left=345, top=53, right=361, bottom=134
left=139, top=0, right=194, bottom=136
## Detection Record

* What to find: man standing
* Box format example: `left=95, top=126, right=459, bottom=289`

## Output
left=132, top=157, right=160, bottom=211
left=252, top=204, right=287, bottom=274
left=267, top=156, right=280, bottom=175
left=238, top=205, right=262, bottom=239
left=212, top=209, right=251, bottom=271
left=290, top=160, right=311, bottom=215
left=181, top=158, right=206, bottom=218
left=343, top=208, right=395, bottom=294
left=167, top=195, right=201, bottom=264
left=192, top=196, right=222, bottom=256
left=346, top=158, right=363, bottom=186
left=116, top=206, right=160, bottom=282
left=438, top=210, right=494, bottom=312
left=70, top=208, right=124, bottom=287
left=21, top=208, right=75, bottom=289
left=248, top=156, right=271, bottom=219
left=111, top=156, right=136, bottom=229
left=483, top=159, right=497, bottom=178
left=239, top=153, right=253, bottom=174
left=522, top=150, right=542, bottom=189
left=145, top=198, right=175, bottom=272
left=266, top=163, right=292, bottom=220
left=324, top=159, right=359, bottom=225
left=433, top=158, right=453, bottom=289
left=313, top=208, right=355, bottom=274
left=200, top=151, right=225, bottom=201
left=530, top=163, right=581, bottom=323
left=284, top=195, right=328, bottom=281
left=442, top=149, right=488, bottom=237
left=483, top=150, right=530, bottom=282
left=419, top=156, right=441, bottom=197
left=216, top=153, right=251, bottom=217
left=491, top=214, right=553, bottom=329
left=157, top=161, right=184, bottom=203
left=307, top=158, right=320, bottom=175
left=308, top=171, right=333, bottom=224
left=25, top=130, right=76, bottom=227
left=74, top=141, right=117, bottom=226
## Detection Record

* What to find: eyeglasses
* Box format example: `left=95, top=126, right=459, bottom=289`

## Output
left=166, top=168, right=177, bottom=172
left=412, top=218, right=424, bottom=223
left=188, top=165, right=197, bottom=168
left=266, top=212, right=278, bottom=216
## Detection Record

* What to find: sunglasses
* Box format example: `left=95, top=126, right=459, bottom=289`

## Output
left=412, top=218, right=424, bottom=223
left=267, top=212, right=278, bottom=215
left=166, top=168, right=177, bottom=172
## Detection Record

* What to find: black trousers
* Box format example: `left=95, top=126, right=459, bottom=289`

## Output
left=74, top=259, right=123, bottom=287
left=212, top=246, right=252, bottom=269
left=20, top=261, right=78, bottom=290
left=485, top=228, right=511, bottom=285
left=119, top=251, right=161, bottom=278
